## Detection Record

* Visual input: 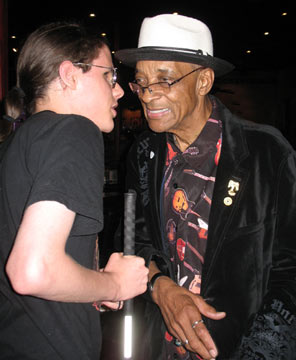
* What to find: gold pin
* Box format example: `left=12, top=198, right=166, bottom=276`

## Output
left=224, top=197, right=233, bottom=206
left=228, top=180, right=240, bottom=196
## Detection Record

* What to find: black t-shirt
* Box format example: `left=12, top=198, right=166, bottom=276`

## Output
left=0, top=111, right=104, bottom=359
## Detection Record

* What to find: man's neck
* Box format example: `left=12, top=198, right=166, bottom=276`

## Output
left=172, top=96, right=212, bottom=152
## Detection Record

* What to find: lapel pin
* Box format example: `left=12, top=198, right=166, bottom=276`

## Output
left=224, top=197, right=233, bottom=206
left=223, top=179, right=240, bottom=206
left=227, top=180, right=240, bottom=196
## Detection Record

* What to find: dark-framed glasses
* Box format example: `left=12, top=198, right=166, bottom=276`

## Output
left=72, top=62, right=118, bottom=88
left=129, top=66, right=205, bottom=96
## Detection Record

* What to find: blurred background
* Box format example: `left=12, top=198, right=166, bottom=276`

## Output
left=0, top=1, right=295, bottom=358
left=2, top=1, right=295, bottom=149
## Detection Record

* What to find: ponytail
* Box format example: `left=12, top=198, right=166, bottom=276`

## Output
left=0, top=87, right=26, bottom=142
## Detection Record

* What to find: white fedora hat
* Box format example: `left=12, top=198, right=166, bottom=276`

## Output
left=115, top=14, right=234, bottom=76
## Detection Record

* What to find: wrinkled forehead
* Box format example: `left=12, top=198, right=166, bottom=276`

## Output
left=135, top=60, right=195, bottom=75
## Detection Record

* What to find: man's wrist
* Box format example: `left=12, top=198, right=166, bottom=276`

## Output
left=149, top=272, right=166, bottom=292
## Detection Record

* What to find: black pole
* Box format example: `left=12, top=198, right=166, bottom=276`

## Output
left=123, top=189, right=136, bottom=359
left=123, top=190, right=136, bottom=257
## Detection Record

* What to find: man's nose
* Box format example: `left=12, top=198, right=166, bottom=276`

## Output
left=140, top=87, right=162, bottom=103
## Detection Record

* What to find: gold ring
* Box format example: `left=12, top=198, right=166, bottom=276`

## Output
left=192, top=319, right=204, bottom=329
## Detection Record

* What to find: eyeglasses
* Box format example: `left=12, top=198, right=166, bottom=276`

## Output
left=129, top=66, right=205, bottom=96
left=72, top=62, right=118, bottom=88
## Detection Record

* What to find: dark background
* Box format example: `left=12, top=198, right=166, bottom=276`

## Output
left=6, top=0, right=294, bottom=68
left=6, top=0, right=296, bottom=142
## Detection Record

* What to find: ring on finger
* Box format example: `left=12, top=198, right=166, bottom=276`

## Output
left=174, top=338, right=189, bottom=347
left=174, top=339, right=182, bottom=347
left=117, top=301, right=122, bottom=310
left=192, top=319, right=204, bottom=329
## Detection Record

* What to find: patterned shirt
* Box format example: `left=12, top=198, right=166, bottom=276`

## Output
left=162, top=102, right=222, bottom=359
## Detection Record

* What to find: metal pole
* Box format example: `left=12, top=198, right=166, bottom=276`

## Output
left=123, top=189, right=136, bottom=359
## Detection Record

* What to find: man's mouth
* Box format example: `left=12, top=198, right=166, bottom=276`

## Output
left=146, top=108, right=170, bottom=118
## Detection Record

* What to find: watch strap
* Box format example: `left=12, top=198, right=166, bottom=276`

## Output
left=149, top=272, right=166, bottom=292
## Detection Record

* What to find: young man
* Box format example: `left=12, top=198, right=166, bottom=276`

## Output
left=0, top=22, right=148, bottom=359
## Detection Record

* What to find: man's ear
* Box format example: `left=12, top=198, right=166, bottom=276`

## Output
left=197, top=68, right=215, bottom=95
left=58, top=61, right=79, bottom=90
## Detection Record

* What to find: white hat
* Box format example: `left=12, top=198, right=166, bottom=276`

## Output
left=115, top=14, right=234, bottom=76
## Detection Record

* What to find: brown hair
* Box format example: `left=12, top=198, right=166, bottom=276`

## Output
left=16, top=22, right=106, bottom=115
left=0, top=87, right=25, bottom=142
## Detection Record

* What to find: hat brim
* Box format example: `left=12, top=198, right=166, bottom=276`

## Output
left=115, top=47, right=234, bottom=77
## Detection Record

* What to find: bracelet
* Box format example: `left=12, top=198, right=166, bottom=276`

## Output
left=149, top=272, right=166, bottom=292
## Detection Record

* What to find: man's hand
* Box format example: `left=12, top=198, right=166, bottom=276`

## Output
left=104, top=252, right=149, bottom=301
left=152, top=276, right=226, bottom=360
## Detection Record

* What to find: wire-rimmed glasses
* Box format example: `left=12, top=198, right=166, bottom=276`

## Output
left=72, top=62, right=118, bottom=88
left=129, top=66, right=205, bottom=96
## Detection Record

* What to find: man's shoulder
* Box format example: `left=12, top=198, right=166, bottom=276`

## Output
left=242, top=118, right=293, bottom=154
left=19, top=112, right=103, bottom=149
left=28, top=111, right=99, bottom=131
left=215, top=96, right=292, bottom=154
left=227, top=112, right=294, bottom=156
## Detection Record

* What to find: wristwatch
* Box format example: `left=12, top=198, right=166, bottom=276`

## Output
left=149, top=272, right=166, bottom=292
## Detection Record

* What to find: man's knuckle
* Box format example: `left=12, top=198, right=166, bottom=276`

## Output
left=188, top=337, right=201, bottom=349
left=181, top=302, right=195, bottom=313
left=195, top=325, right=207, bottom=336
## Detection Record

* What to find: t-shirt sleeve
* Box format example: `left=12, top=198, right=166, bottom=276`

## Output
left=25, top=114, right=104, bottom=235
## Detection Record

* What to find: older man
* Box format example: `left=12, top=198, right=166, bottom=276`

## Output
left=115, top=14, right=296, bottom=360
